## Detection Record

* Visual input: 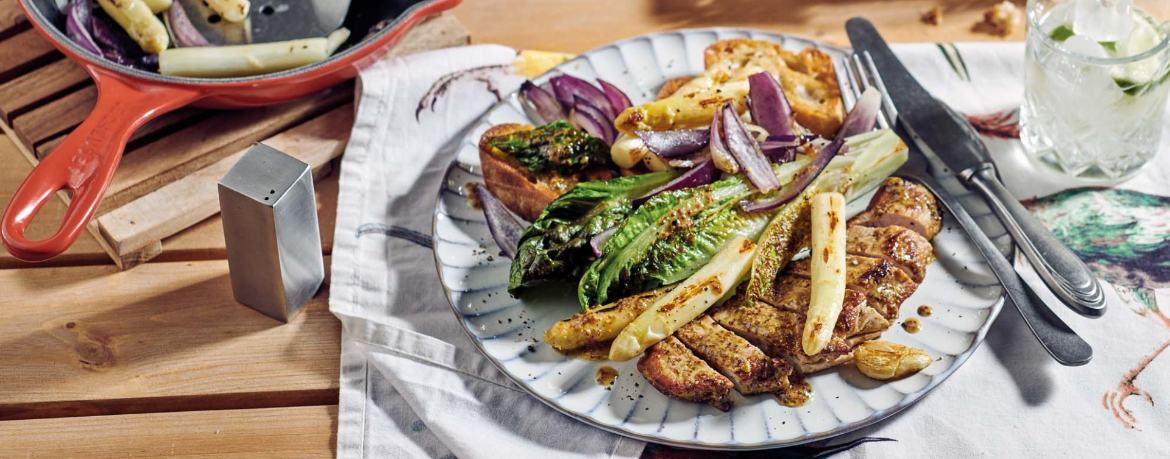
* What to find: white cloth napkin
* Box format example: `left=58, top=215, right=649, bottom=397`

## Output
left=329, top=44, right=645, bottom=459
left=330, top=42, right=1170, bottom=459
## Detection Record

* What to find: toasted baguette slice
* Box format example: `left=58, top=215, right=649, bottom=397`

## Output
left=656, top=76, right=695, bottom=100
left=478, top=123, right=612, bottom=222
left=703, top=39, right=845, bottom=137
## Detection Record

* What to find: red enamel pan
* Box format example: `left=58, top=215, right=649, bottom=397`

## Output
left=3, top=0, right=460, bottom=261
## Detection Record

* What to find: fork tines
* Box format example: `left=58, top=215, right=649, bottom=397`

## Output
left=836, top=51, right=900, bottom=131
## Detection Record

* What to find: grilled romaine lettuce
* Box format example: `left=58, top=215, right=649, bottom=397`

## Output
left=579, top=129, right=907, bottom=309
left=508, top=170, right=678, bottom=292
left=487, top=120, right=610, bottom=174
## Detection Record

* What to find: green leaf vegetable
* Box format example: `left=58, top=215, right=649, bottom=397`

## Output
left=508, top=170, right=679, bottom=293
left=507, top=129, right=908, bottom=311
left=487, top=120, right=611, bottom=174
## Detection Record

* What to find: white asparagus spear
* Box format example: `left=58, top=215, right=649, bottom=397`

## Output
left=98, top=0, right=170, bottom=54
left=140, top=0, right=172, bottom=14
left=206, top=0, right=250, bottom=23
left=609, top=237, right=756, bottom=362
left=159, top=37, right=329, bottom=77
left=325, top=28, right=350, bottom=55
left=802, top=191, right=847, bottom=356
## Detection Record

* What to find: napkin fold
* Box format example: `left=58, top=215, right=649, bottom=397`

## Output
left=329, top=44, right=644, bottom=459
left=330, top=41, right=1170, bottom=459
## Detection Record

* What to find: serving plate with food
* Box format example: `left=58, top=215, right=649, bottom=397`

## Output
left=434, top=28, right=1007, bottom=449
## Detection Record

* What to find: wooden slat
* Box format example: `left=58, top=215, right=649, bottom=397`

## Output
left=99, top=86, right=350, bottom=215
left=0, top=58, right=88, bottom=123
left=12, top=84, right=94, bottom=148
left=155, top=166, right=339, bottom=263
left=0, top=405, right=337, bottom=458
left=0, top=27, right=56, bottom=84
left=97, top=104, right=353, bottom=259
left=0, top=0, right=27, bottom=40
left=34, top=107, right=209, bottom=159
left=0, top=258, right=340, bottom=420
left=384, top=13, right=470, bottom=59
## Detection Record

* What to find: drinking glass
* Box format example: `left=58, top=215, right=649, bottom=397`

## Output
left=1022, top=0, right=1170, bottom=181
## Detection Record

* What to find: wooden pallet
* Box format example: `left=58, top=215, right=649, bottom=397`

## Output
left=0, top=3, right=469, bottom=269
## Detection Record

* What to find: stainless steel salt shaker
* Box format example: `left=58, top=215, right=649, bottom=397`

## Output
left=218, top=143, right=324, bottom=322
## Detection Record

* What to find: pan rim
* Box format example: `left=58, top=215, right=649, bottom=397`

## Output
left=19, top=0, right=456, bottom=86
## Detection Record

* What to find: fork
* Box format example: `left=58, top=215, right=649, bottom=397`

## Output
left=836, top=52, right=1093, bottom=366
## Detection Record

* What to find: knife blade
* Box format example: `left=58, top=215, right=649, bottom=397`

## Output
left=845, top=17, right=1107, bottom=318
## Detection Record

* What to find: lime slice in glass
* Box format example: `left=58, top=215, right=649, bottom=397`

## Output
left=1110, top=13, right=1165, bottom=95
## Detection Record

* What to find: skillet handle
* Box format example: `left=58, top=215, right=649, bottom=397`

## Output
left=1, top=66, right=201, bottom=262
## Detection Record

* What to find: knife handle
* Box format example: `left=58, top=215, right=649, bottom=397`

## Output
left=906, top=171, right=1092, bottom=366
left=966, top=164, right=1107, bottom=317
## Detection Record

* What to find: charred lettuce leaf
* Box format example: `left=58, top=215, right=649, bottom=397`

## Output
left=575, top=130, right=910, bottom=310
left=578, top=177, right=777, bottom=308
left=508, top=171, right=678, bottom=293
left=487, top=120, right=610, bottom=174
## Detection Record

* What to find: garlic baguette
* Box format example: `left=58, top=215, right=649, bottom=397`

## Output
left=206, top=0, right=250, bottom=23
left=98, top=0, right=170, bottom=54
left=609, top=237, right=757, bottom=362
left=802, top=191, right=846, bottom=356
left=160, top=37, right=329, bottom=77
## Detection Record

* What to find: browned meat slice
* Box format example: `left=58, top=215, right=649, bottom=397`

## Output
left=787, top=255, right=918, bottom=319
left=850, top=177, right=943, bottom=239
left=756, top=276, right=871, bottom=335
left=845, top=225, right=934, bottom=283
left=710, top=300, right=852, bottom=373
left=638, top=336, right=734, bottom=411
left=675, top=316, right=791, bottom=395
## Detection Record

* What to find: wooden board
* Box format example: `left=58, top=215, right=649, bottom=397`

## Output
left=0, top=258, right=340, bottom=421
left=96, top=104, right=354, bottom=257
left=0, top=405, right=337, bottom=458
left=0, top=13, right=471, bottom=269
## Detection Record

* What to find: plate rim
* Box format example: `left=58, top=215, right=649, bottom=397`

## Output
left=431, top=26, right=1007, bottom=450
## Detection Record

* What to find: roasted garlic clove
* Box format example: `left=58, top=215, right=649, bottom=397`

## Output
left=854, top=340, right=932, bottom=380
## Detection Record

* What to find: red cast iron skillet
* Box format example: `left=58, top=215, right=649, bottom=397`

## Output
left=3, top=0, right=461, bottom=262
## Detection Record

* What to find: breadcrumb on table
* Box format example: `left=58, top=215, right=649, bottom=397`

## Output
left=921, top=6, right=943, bottom=26
left=974, top=1, right=1020, bottom=37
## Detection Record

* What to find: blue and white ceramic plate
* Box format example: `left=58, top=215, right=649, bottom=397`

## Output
left=433, top=28, right=1008, bottom=450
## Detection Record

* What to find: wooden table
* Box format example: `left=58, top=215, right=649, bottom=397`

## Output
left=0, top=1, right=1035, bottom=456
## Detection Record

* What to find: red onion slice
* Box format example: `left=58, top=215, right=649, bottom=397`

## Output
left=572, top=99, right=617, bottom=144
left=598, top=79, right=633, bottom=115
left=709, top=106, right=738, bottom=174
left=665, top=150, right=712, bottom=169
left=722, top=104, right=780, bottom=192
left=65, top=0, right=101, bottom=56
left=837, top=86, right=882, bottom=139
left=520, top=81, right=566, bottom=124
left=167, top=1, right=212, bottom=47
left=739, top=138, right=844, bottom=212
left=635, top=129, right=710, bottom=158
left=552, top=75, right=616, bottom=120
left=747, top=72, right=795, bottom=137
left=633, top=159, right=718, bottom=206
left=590, top=226, right=618, bottom=257
left=476, top=185, right=525, bottom=259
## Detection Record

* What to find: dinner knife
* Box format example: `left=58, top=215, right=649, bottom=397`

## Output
left=845, top=18, right=1106, bottom=318
left=892, top=139, right=1092, bottom=365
